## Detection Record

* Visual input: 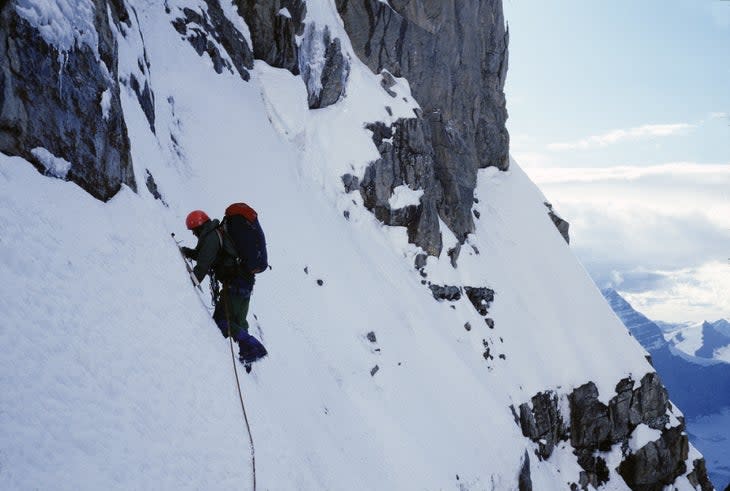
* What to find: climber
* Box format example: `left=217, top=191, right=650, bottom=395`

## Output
left=181, top=209, right=268, bottom=368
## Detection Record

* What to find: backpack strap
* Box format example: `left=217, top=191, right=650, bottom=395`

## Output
left=216, top=221, right=240, bottom=259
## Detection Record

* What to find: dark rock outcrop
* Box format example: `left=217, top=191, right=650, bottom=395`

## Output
left=0, top=0, right=136, bottom=200
left=518, top=450, right=532, bottom=491
left=337, top=0, right=510, bottom=256
left=544, top=202, right=570, bottom=244
left=518, top=391, right=568, bottom=460
left=235, top=0, right=349, bottom=109
left=359, top=118, right=442, bottom=254
left=617, top=426, right=688, bottom=491
left=687, top=459, right=714, bottom=491
left=464, top=287, right=494, bottom=317
left=171, top=0, right=254, bottom=81
left=517, top=373, right=713, bottom=490
left=299, top=24, right=351, bottom=109
left=236, top=0, right=306, bottom=73
left=429, top=285, right=461, bottom=302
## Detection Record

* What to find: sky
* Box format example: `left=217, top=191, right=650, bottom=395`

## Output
left=503, top=0, right=730, bottom=322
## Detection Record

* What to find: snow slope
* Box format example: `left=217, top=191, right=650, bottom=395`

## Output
left=0, top=0, right=710, bottom=489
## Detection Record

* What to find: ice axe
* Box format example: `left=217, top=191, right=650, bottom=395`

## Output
left=172, top=232, right=203, bottom=292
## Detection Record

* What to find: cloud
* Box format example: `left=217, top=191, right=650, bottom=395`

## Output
left=547, top=123, right=695, bottom=151
left=524, top=162, right=730, bottom=322
left=527, top=162, right=730, bottom=185
left=622, top=262, right=730, bottom=322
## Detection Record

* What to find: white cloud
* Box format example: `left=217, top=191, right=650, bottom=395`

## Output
left=509, top=150, right=554, bottom=169
left=623, top=262, right=730, bottom=322
left=547, top=123, right=695, bottom=151
left=525, top=162, right=730, bottom=322
left=528, top=162, right=730, bottom=185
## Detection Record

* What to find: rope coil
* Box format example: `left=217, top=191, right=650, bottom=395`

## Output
left=223, top=284, right=257, bottom=491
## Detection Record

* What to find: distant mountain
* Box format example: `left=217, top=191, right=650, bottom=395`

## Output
left=663, top=318, right=730, bottom=363
left=603, top=288, right=730, bottom=417
left=604, top=288, right=730, bottom=489
left=696, top=321, right=730, bottom=360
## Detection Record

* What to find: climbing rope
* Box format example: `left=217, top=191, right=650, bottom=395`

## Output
left=222, top=283, right=257, bottom=491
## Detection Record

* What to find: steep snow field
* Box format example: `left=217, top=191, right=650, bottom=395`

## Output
left=0, top=1, right=709, bottom=489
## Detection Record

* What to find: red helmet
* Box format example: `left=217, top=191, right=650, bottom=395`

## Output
left=186, top=210, right=210, bottom=230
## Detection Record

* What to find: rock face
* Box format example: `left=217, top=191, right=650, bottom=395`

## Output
left=545, top=202, right=570, bottom=244
left=234, top=0, right=350, bottom=109
left=516, top=373, right=713, bottom=490
left=171, top=0, right=255, bottom=81
left=0, top=0, right=136, bottom=200
left=337, top=0, right=510, bottom=257
left=360, top=118, right=442, bottom=255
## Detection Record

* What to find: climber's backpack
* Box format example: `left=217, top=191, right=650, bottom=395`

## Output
left=222, top=202, right=268, bottom=274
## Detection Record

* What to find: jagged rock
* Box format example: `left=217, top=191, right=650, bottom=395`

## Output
left=299, top=24, right=350, bottom=108
left=237, top=0, right=349, bottom=108
left=342, top=173, right=360, bottom=193
left=145, top=170, right=166, bottom=205
left=236, top=0, right=306, bottom=73
left=686, top=459, right=714, bottom=491
left=447, top=243, right=460, bottom=268
left=617, top=427, right=688, bottom=491
left=518, top=450, right=532, bottom=491
left=429, top=285, right=461, bottom=302
left=360, top=118, right=442, bottom=255
left=0, top=0, right=136, bottom=201
left=576, top=452, right=609, bottom=489
left=129, top=73, right=155, bottom=134
left=464, top=287, right=495, bottom=316
left=544, top=202, right=570, bottom=244
left=171, top=0, right=254, bottom=81
left=337, top=0, right=510, bottom=257
left=518, top=391, right=567, bottom=460
left=570, top=383, right=612, bottom=451
left=517, top=373, right=694, bottom=490
left=380, top=70, right=398, bottom=97
left=366, top=331, right=377, bottom=343
left=414, top=253, right=427, bottom=270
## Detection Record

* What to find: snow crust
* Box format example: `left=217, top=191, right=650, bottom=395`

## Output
left=15, top=0, right=98, bottom=54
left=30, top=147, right=72, bottom=178
left=0, top=0, right=711, bottom=489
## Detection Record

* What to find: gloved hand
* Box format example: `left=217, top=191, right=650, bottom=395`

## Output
left=181, top=246, right=195, bottom=258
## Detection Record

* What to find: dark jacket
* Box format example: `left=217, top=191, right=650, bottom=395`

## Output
left=187, top=219, right=243, bottom=284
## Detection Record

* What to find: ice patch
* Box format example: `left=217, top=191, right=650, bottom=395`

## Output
left=30, top=147, right=72, bottom=179
left=278, top=8, right=292, bottom=19
left=100, top=89, right=112, bottom=120
left=388, top=185, right=424, bottom=209
left=15, top=0, right=98, bottom=55
left=298, top=23, right=328, bottom=101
